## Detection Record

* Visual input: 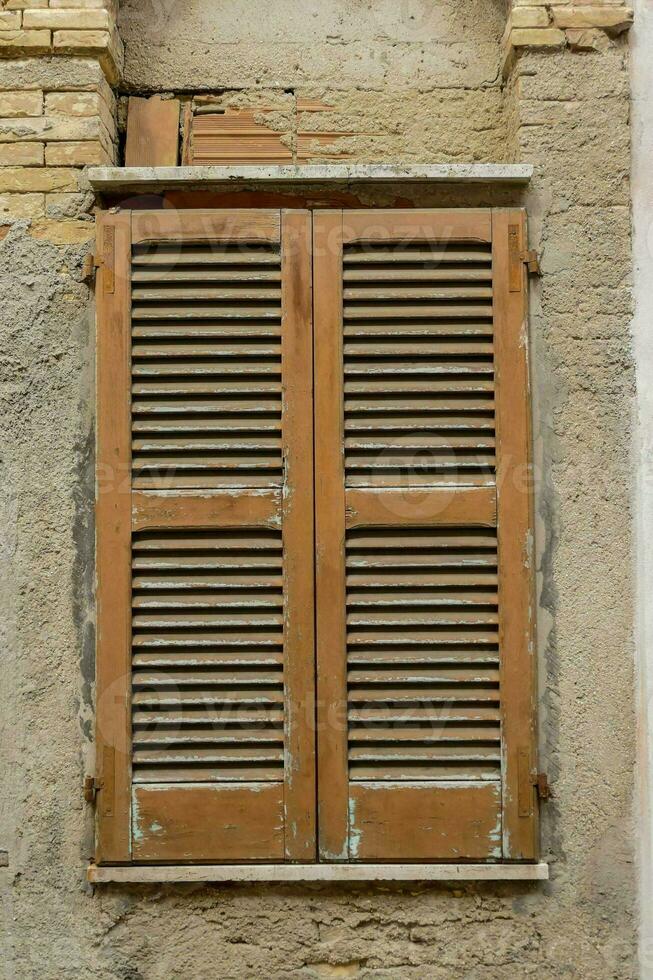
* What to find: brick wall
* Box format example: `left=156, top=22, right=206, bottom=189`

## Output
left=0, top=0, right=121, bottom=234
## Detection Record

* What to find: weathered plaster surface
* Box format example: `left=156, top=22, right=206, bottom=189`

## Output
left=118, top=0, right=506, bottom=91
left=0, top=2, right=637, bottom=978
left=118, top=0, right=514, bottom=165
left=630, top=0, right=653, bottom=974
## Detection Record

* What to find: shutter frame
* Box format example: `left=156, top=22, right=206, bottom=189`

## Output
left=492, top=208, right=538, bottom=859
left=95, top=210, right=133, bottom=863
left=95, top=205, right=538, bottom=867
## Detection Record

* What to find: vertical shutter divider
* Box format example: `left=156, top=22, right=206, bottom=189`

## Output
left=314, top=210, right=350, bottom=861
left=281, top=210, right=317, bottom=860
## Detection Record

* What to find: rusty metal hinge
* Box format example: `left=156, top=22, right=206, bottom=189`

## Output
left=82, top=253, right=104, bottom=283
left=521, top=248, right=541, bottom=276
left=83, top=775, right=103, bottom=804
left=532, top=772, right=551, bottom=801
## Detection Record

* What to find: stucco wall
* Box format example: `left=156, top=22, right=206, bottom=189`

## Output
left=0, top=2, right=638, bottom=978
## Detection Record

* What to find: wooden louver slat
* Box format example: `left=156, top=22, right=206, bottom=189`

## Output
left=343, top=238, right=494, bottom=490
left=131, top=526, right=285, bottom=785
left=130, top=241, right=283, bottom=490
left=346, top=526, right=500, bottom=782
left=346, top=529, right=500, bottom=780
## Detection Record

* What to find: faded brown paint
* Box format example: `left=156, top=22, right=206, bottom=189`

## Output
left=132, top=784, right=285, bottom=862
left=342, top=209, right=493, bottom=244
left=492, top=209, right=539, bottom=859
left=96, top=208, right=317, bottom=864
left=313, top=208, right=533, bottom=861
left=96, top=205, right=536, bottom=866
left=94, top=210, right=133, bottom=863
left=345, top=487, right=497, bottom=529
left=132, top=490, right=283, bottom=531
left=348, top=782, right=501, bottom=861
left=280, top=210, right=317, bottom=859
left=131, top=209, right=281, bottom=245
left=313, top=209, right=350, bottom=860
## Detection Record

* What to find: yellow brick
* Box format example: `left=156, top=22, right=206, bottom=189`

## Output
left=0, top=168, right=80, bottom=193
left=511, top=7, right=551, bottom=28
left=0, top=30, right=51, bottom=53
left=0, top=115, right=104, bottom=142
left=45, top=91, right=116, bottom=143
left=0, top=12, right=22, bottom=30
left=29, top=219, right=95, bottom=244
left=45, top=91, right=99, bottom=116
left=45, top=139, right=109, bottom=165
left=564, top=0, right=629, bottom=5
left=24, top=9, right=111, bottom=30
left=52, top=28, right=109, bottom=51
left=565, top=27, right=608, bottom=49
left=50, top=0, right=114, bottom=7
left=510, top=26, right=567, bottom=46
left=0, top=90, right=43, bottom=117
left=4, top=1, right=47, bottom=8
left=0, top=142, right=44, bottom=165
left=0, top=193, right=45, bottom=219
left=98, top=31, right=122, bottom=86
left=551, top=5, right=634, bottom=30
left=51, top=27, right=122, bottom=84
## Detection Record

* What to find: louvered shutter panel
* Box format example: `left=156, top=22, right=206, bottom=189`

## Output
left=314, top=209, right=537, bottom=862
left=95, top=209, right=315, bottom=863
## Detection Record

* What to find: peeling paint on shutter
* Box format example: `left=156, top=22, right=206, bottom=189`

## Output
left=96, top=206, right=537, bottom=868
left=314, top=209, right=538, bottom=863
left=95, top=209, right=315, bottom=864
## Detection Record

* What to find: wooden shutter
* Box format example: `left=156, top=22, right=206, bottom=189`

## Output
left=314, top=209, right=538, bottom=862
left=95, top=209, right=315, bottom=864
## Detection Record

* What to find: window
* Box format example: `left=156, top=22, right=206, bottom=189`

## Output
left=94, top=207, right=538, bottom=866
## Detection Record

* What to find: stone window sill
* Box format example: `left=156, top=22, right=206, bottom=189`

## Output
left=86, top=163, right=533, bottom=194
left=88, top=863, right=549, bottom=884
